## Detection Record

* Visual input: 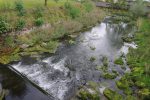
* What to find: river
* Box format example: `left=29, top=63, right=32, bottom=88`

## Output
left=0, top=17, right=137, bottom=100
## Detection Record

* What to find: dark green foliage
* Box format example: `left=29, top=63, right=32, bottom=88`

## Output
left=34, top=18, right=44, bottom=26
left=102, top=56, right=108, bottom=67
left=4, top=35, right=15, bottom=47
left=103, top=88, right=123, bottom=100
left=77, top=89, right=100, bottom=100
left=130, top=0, right=147, bottom=17
left=34, top=7, right=44, bottom=18
left=0, top=17, right=10, bottom=34
left=90, top=56, right=96, bottom=62
left=83, top=1, right=93, bottom=12
left=114, top=57, right=124, bottom=65
left=103, top=73, right=117, bottom=79
left=15, top=0, right=25, bottom=16
left=64, top=2, right=80, bottom=19
left=16, top=19, right=26, bottom=30
left=69, top=7, right=80, bottom=19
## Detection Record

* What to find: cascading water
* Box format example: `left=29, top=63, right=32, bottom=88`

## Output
left=10, top=19, right=137, bottom=100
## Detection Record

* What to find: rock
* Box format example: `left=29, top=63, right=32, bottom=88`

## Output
left=20, top=44, right=29, bottom=49
left=103, top=88, right=123, bottom=100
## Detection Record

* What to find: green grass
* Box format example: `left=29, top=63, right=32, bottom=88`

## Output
left=0, top=0, right=70, bottom=9
left=0, top=0, right=106, bottom=64
left=123, top=18, right=150, bottom=99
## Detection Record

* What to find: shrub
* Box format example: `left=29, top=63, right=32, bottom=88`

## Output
left=34, top=7, right=44, bottom=18
left=0, top=17, right=10, bottom=34
left=15, top=0, right=25, bottom=16
left=83, top=1, right=94, bottom=12
left=64, top=2, right=80, bottom=19
left=130, top=0, right=147, bottom=18
left=34, top=18, right=44, bottom=26
left=64, top=2, right=72, bottom=9
left=52, top=25, right=67, bottom=39
left=4, top=35, right=15, bottom=47
left=69, top=7, right=80, bottom=19
left=16, top=19, right=26, bottom=30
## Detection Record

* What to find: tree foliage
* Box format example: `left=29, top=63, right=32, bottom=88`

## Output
left=130, top=0, right=147, bottom=17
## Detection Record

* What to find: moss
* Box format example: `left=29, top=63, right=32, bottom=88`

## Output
left=114, top=57, right=124, bottom=65
left=90, top=56, right=96, bottom=62
left=122, top=36, right=133, bottom=43
left=0, top=54, right=21, bottom=64
left=0, top=47, right=21, bottom=64
left=90, top=46, right=96, bottom=50
left=124, top=88, right=133, bottom=95
left=23, top=41, right=59, bottom=55
left=116, top=77, right=129, bottom=90
left=138, top=89, right=150, bottom=97
left=68, top=39, right=75, bottom=45
left=103, top=88, right=123, bottom=100
left=77, top=88, right=100, bottom=100
left=0, top=89, right=9, bottom=100
left=125, top=95, right=136, bottom=100
left=102, top=56, right=108, bottom=67
left=87, top=81, right=99, bottom=91
left=135, top=81, right=146, bottom=88
left=103, top=73, right=117, bottom=79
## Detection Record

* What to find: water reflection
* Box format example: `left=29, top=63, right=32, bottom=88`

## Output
left=0, top=64, right=51, bottom=100
left=0, top=64, right=26, bottom=98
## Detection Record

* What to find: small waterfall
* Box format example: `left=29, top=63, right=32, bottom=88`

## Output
left=11, top=57, right=74, bottom=100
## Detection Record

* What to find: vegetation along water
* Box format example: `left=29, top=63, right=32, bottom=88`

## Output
left=0, top=0, right=150, bottom=100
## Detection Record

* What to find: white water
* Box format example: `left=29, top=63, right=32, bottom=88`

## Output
left=12, top=57, right=71, bottom=100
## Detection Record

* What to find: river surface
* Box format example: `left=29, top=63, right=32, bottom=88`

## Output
left=0, top=18, right=137, bottom=100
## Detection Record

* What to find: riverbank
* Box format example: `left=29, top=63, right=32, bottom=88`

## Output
left=0, top=0, right=106, bottom=64
left=107, top=17, right=150, bottom=100
left=126, top=18, right=150, bottom=99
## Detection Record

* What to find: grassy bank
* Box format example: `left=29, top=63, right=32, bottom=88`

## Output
left=0, top=0, right=106, bottom=64
left=112, top=18, right=150, bottom=100
left=126, top=18, right=150, bottom=99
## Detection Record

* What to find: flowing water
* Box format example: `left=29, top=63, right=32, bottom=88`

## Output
left=1, top=18, right=137, bottom=100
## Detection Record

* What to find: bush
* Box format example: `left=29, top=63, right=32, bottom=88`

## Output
left=64, top=2, right=80, bottom=19
left=4, top=35, right=15, bottom=47
left=34, top=18, right=44, bottom=26
left=64, top=2, right=72, bottom=9
left=83, top=1, right=94, bottom=12
left=33, top=7, right=44, bottom=18
left=130, top=0, right=147, bottom=17
left=52, top=25, right=67, bottom=39
left=15, top=0, right=25, bottom=16
left=0, top=17, right=10, bottom=34
left=16, top=19, right=26, bottom=30
left=69, top=7, right=80, bottom=19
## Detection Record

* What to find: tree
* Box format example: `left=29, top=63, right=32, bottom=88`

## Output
left=130, top=0, right=147, bottom=18
left=45, top=0, right=47, bottom=6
